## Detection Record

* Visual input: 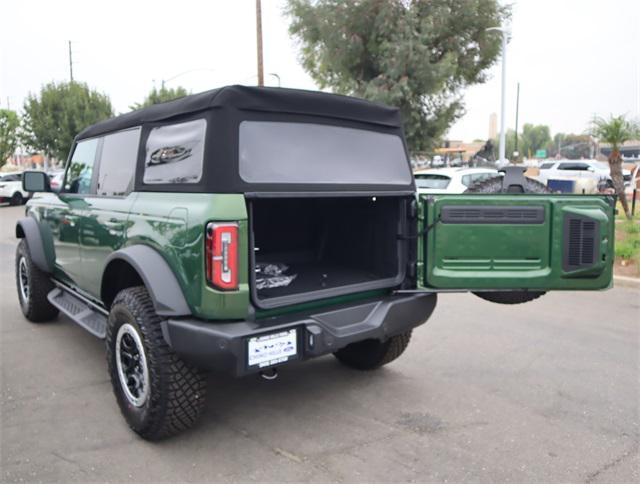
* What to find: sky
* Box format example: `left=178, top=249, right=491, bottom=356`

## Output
left=1, top=0, right=639, bottom=142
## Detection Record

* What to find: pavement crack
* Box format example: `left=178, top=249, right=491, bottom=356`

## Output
left=584, top=444, right=639, bottom=483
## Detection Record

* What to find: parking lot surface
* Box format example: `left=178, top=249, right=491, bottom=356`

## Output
left=1, top=204, right=638, bottom=483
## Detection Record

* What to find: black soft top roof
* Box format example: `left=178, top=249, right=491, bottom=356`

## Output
left=78, top=85, right=402, bottom=140
left=77, top=85, right=413, bottom=194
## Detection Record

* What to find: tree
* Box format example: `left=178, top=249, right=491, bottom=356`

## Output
left=286, top=0, right=509, bottom=152
left=591, top=115, right=640, bottom=219
left=0, top=109, right=20, bottom=168
left=520, top=123, right=551, bottom=158
left=130, top=86, right=189, bottom=110
left=547, top=133, right=591, bottom=159
left=22, top=82, right=112, bottom=161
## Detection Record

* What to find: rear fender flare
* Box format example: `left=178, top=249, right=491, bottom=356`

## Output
left=15, top=217, right=55, bottom=273
left=103, top=245, right=191, bottom=317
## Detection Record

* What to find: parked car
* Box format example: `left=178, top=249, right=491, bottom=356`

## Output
left=16, top=86, right=615, bottom=440
left=537, top=160, right=632, bottom=187
left=414, top=167, right=498, bottom=194
left=0, top=172, right=29, bottom=205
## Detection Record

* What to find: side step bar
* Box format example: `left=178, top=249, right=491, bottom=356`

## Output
left=47, top=287, right=108, bottom=338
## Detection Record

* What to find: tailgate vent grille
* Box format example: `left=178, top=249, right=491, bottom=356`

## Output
left=564, top=216, right=598, bottom=271
left=440, top=205, right=545, bottom=224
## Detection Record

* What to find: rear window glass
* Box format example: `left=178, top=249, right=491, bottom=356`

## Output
left=414, top=174, right=451, bottom=189
left=239, top=121, right=412, bottom=185
left=143, top=119, right=206, bottom=184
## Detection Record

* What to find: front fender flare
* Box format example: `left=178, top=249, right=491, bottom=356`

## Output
left=15, top=217, right=54, bottom=273
left=103, top=245, right=191, bottom=317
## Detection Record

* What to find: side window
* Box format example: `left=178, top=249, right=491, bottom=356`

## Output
left=539, top=162, right=555, bottom=170
left=64, top=139, right=99, bottom=194
left=559, top=162, right=589, bottom=171
left=143, top=119, right=206, bottom=184
left=461, top=174, right=473, bottom=187
left=97, top=128, right=141, bottom=196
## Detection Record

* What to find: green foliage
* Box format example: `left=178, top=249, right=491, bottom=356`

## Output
left=130, top=86, right=189, bottom=110
left=0, top=109, right=20, bottom=168
left=286, top=0, right=509, bottom=152
left=623, top=221, right=640, bottom=235
left=547, top=133, right=592, bottom=159
left=591, top=115, right=639, bottom=152
left=498, top=123, right=551, bottom=161
left=615, top=219, right=640, bottom=262
left=590, top=115, right=640, bottom=220
left=615, top=239, right=638, bottom=260
left=21, top=82, right=113, bottom=161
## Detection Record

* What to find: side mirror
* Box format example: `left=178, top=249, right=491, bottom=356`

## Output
left=23, top=171, right=51, bottom=193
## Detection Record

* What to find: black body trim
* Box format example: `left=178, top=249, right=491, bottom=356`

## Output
left=15, top=217, right=54, bottom=273
left=162, top=293, right=437, bottom=376
left=562, top=214, right=600, bottom=272
left=47, top=287, right=107, bottom=338
left=440, top=205, right=545, bottom=224
left=103, top=246, right=191, bottom=317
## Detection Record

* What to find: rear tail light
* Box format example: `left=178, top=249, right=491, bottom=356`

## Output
left=205, top=222, right=239, bottom=290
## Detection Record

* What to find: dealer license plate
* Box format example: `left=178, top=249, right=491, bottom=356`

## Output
left=247, top=329, right=298, bottom=368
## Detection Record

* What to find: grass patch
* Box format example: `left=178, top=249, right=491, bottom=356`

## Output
left=615, top=218, right=640, bottom=276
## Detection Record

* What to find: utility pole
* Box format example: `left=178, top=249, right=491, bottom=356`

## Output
left=256, top=0, right=264, bottom=86
left=68, top=41, right=74, bottom=82
left=487, top=27, right=509, bottom=165
left=514, top=82, right=520, bottom=159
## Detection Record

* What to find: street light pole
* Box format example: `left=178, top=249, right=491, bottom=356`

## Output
left=256, top=0, right=264, bottom=86
left=487, top=27, right=509, bottom=165
left=268, top=73, right=281, bottom=87
left=514, top=82, right=520, bottom=159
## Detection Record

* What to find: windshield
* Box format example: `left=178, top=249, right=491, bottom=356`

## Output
left=239, top=121, right=412, bottom=185
left=414, top=174, right=451, bottom=189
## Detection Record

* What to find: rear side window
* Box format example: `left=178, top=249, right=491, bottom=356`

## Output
left=414, top=175, right=451, bottom=189
left=539, top=162, right=555, bottom=169
left=97, top=128, right=141, bottom=196
left=559, top=162, right=589, bottom=171
left=65, top=139, right=99, bottom=194
left=143, top=119, right=206, bottom=184
left=239, top=121, right=412, bottom=185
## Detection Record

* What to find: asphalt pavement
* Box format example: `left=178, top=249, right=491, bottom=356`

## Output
left=1, top=204, right=638, bottom=483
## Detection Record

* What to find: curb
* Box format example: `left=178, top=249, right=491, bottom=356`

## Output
left=613, top=275, right=640, bottom=289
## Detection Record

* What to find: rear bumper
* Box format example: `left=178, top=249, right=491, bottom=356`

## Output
left=162, top=293, right=437, bottom=377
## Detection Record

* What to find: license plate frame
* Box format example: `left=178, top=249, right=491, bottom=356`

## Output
left=246, top=328, right=299, bottom=369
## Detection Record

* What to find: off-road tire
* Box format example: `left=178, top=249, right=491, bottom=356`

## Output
left=466, top=175, right=549, bottom=304
left=15, top=239, right=59, bottom=322
left=10, top=192, right=24, bottom=206
left=333, top=331, right=412, bottom=370
left=106, top=286, right=207, bottom=440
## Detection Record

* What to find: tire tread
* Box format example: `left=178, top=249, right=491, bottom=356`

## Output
left=106, top=286, right=207, bottom=440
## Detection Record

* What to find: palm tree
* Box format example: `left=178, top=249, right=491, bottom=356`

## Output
left=591, top=115, right=639, bottom=220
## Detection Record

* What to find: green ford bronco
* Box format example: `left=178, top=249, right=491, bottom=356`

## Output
left=16, top=86, right=614, bottom=440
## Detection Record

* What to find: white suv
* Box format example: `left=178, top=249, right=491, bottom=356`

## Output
left=537, top=160, right=631, bottom=187
left=414, top=167, right=498, bottom=194
left=0, top=172, right=29, bottom=205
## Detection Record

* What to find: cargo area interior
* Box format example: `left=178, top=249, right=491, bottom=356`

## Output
left=249, top=197, right=405, bottom=306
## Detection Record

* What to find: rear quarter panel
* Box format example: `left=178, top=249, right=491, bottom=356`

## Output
left=126, top=193, right=249, bottom=320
